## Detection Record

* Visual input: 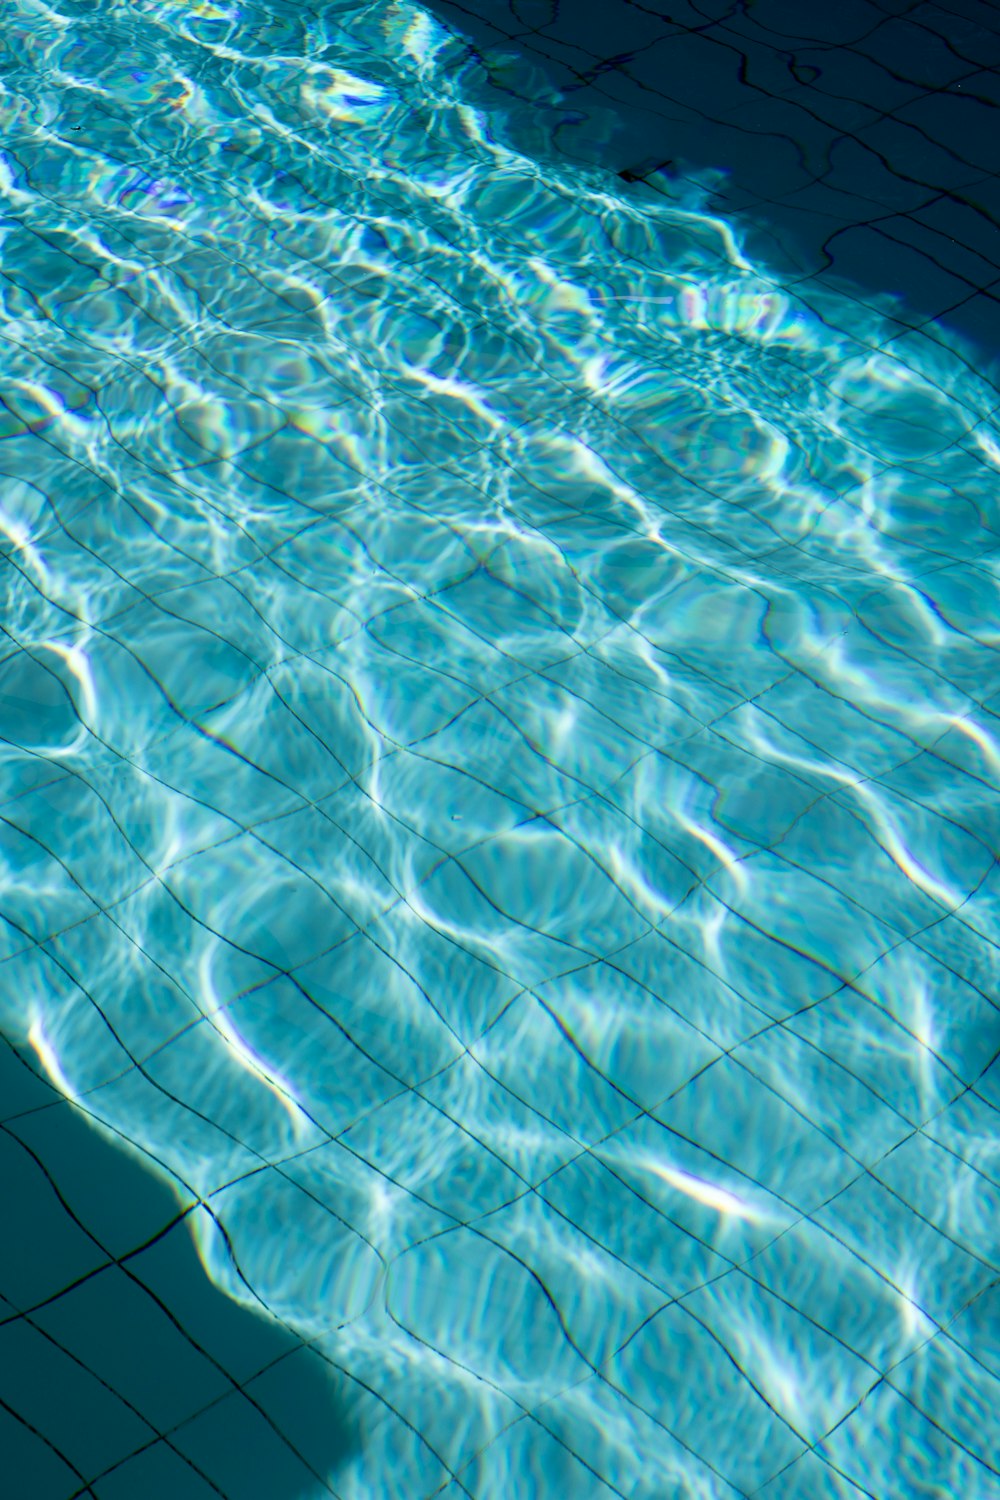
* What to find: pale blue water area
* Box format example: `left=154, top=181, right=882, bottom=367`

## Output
left=1, top=1, right=1000, bottom=1497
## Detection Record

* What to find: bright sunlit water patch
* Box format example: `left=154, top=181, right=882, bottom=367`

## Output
left=2, top=0, right=1000, bottom=1496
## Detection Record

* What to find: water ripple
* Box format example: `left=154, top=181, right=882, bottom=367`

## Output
left=2, top=1, right=999, bottom=1496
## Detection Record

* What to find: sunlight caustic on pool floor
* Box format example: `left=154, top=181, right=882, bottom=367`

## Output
left=1, top=1, right=999, bottom=1496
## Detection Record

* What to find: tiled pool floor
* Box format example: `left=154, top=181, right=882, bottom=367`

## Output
left=424, top=0, right=1000, bottom=359
left=2, top=2, right=999, bottom=1498
left=0, top=1043, right=353, bottom=1499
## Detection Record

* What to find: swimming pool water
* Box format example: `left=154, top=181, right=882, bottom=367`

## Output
left=1, top=1, right=999, bottom=1496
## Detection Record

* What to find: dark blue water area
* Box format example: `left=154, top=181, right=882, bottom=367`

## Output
left=423, top=0, right=1000, bottom=362
left=0, top=1039, right=355, bottom=1498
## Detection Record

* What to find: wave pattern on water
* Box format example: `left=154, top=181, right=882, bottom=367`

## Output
left=1, top=1, right=1000, bottom=1496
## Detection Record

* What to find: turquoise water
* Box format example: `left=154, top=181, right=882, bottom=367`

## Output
left=2, top=1, right=1000, bottom=1496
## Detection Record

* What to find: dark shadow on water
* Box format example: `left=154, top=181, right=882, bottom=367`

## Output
left=0, top=1039, right=356, bottom=1500
left=422, top=0, right=1000, bottom=365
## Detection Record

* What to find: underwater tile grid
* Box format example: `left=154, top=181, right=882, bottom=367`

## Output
left=428, top=0, right=1000, bottom=356
left=0, top=0, right=999, bottom=1497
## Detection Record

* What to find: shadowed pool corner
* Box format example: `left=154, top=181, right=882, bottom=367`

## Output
left=0, top=1036, right=357, bottom=1500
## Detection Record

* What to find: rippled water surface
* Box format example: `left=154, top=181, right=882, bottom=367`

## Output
left=2, top=1, right=1000, bottom=1496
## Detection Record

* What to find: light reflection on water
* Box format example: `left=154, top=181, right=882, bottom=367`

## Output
left=2, top=0, right=999, bottom=1495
